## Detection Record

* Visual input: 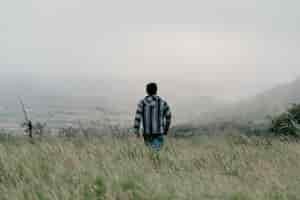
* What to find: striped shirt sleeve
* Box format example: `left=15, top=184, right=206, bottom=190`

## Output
left=164, top=102, right=172, bottom=134
left=133, top=100, right=144, bottom=133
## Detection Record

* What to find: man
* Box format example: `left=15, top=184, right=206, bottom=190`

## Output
left=134, top=82, right=172, bottom=150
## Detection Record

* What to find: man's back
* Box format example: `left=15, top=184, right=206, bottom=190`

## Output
left=134, top=95, right=171, bottom=135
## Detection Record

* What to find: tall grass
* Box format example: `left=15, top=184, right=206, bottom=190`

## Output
left=0, top=134, right=299, bottom=200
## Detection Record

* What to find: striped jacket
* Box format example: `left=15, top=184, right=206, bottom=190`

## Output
left=134, top=95, right=172, bottom=135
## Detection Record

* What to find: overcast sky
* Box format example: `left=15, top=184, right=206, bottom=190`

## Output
left=1, top=0, right=300, bottom=100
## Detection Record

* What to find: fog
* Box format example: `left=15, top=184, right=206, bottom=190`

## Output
left=1, top=0, right=300, bottom=127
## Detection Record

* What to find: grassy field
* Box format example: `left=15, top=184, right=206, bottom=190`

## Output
left=0, top=134, right=299, bottom=200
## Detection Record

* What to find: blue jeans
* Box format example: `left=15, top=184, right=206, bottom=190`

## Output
left=143, top=134, right=164, bottom=150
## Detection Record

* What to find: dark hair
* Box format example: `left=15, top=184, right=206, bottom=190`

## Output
left=146, top=82, right=158, bottom=96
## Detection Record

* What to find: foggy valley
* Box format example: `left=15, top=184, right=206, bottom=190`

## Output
left=0, top=74, right=300, bottom=132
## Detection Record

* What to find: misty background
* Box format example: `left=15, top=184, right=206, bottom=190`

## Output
left=0, top=0, right=300, bottom=130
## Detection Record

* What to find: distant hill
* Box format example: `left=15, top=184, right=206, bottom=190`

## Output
left=178, top=77, right=300, bottom=135
left=223, top=77, right=300, bottom=123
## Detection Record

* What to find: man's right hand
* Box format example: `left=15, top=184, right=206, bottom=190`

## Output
left=164, top=129, right=169, bottom=136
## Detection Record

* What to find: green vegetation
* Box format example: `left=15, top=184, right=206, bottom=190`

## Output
left=270, top=104, right=300, bottom=136
left=0, top=134, right=299, bottom=200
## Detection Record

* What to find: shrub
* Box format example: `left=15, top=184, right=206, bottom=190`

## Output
left=270, top=104, right=300, bottom=137
left=270, top=113, right=297, bottom=136
left=287, top=104, right=300, bottom=124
